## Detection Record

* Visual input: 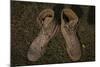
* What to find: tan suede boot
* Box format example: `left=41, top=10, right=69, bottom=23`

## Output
left=27, top=9, right=58, bottom=61
left=61, top=8, right=81, bottom=61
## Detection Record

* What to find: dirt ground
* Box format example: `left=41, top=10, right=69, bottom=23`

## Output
left=11, top=1, right=95, bottom=66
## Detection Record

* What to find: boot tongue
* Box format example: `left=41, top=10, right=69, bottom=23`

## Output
left=43, top=16, right=52, bottom=28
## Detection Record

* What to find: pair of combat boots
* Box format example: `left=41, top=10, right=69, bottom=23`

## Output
left=27, top=8, right=81, bottom=62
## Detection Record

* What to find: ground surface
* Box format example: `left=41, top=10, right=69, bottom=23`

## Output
left=11, top=1, right=95, bottom=66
